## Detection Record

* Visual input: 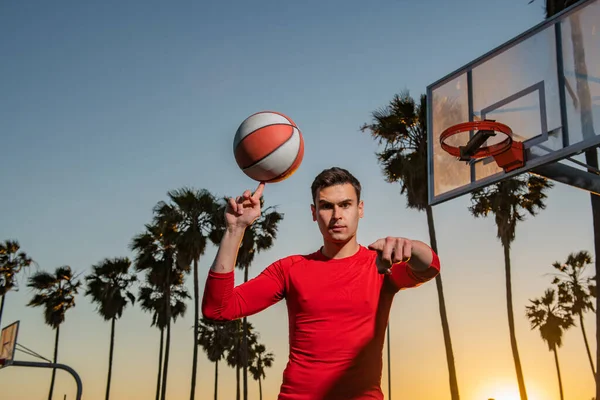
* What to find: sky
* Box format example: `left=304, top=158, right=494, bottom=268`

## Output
left=0, top=0, right=598, bottom=399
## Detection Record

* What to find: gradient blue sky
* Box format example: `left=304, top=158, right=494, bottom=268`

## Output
left=1, top=1, right=597, bottom=399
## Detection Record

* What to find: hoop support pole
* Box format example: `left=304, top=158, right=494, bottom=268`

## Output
left=8, top=360, right=83, bottom=400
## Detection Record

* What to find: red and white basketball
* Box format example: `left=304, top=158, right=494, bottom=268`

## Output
left=233, top=111, right=304, bottom=183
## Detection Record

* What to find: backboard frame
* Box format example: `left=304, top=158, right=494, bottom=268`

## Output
left=0, top=320, right=19, bottom=368
left=427, top=0, right=600, bottom=206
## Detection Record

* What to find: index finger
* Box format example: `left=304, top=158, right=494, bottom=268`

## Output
left=253, top=181, right=266, bottom=199
left=367, top=239, right=385, bottom=251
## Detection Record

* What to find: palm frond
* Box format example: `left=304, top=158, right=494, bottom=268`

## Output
left=550, top=250, right=595, bottom=315
left=27, top=271, right=56, bottom=290
left=526, top=288, right=574, bottom=351
left=359, top=92, right=434, bottom=210
left=84, top=257, right=137, bottom=321
left=468, top=174, right=553, bottom=247
left=26, top=266, right=81, bottom=329
left=0, top=240, right=34, bottom=294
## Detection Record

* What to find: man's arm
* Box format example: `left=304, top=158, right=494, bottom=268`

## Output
left=202, top=181, right=287, bottom=320
left=201, top=225, right=286, bottom=321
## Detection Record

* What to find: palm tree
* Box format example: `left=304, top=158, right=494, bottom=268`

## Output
left=84, top=257, right=137, bottom=400
left=224, top=319, right=259, bottom=400
left=0, top=240, right=34, bottom=328
left=198, top=317, right=236, bottom=400
left=469, top=173, right=553, bottom=400
left=360, top=91, right=461, bottom=400
left=530, top=0, right=600, bottom=391
left=131, top=218, right=186, bottom=400
left=249, top=343, right=275, bottom=400
left=153, top=187, right=218, bottom=400
left=138, top=266, right=190, bottom=400
left=27, top=265, right=81, bottom=400
left=525, top=288, right=574, bottom=400
left=210, top=195, right=283, bottom=400
left=550, top=250, right=596, bottom=380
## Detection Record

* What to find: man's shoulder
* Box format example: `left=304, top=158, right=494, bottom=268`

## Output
left=268, top=246, right=342, bottom=271
left=276, top=250, right=322, bottom=267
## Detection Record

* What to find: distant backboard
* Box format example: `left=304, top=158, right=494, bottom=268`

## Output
left=0, top=321, right=19, bottom=367
left=427, top=0, right=600, bottom=205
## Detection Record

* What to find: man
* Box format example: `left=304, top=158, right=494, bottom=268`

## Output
left=202, top=167, right=440, bottom=399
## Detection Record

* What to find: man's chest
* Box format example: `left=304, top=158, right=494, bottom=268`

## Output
left=285, top=260, right=384, bottom=317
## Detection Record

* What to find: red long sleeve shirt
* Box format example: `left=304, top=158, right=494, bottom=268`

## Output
left=202, top=244, right=440, bottom=400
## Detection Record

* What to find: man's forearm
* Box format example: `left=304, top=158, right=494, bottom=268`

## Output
left=408, top=240, right=434, bottom=271
left=210, top=226, right=245, bottom=273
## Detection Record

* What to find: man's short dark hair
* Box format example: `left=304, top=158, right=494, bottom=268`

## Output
left=311, top=167, right=362, bottom=203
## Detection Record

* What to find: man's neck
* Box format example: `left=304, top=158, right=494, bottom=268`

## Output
left=321, top=238, right=360, bottom=259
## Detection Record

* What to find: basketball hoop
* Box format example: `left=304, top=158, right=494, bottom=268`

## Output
left=439, top=120, right=525, bottom=172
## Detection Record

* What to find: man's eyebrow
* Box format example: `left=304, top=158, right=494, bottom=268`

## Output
left=318, top=198, right=353, bottom=204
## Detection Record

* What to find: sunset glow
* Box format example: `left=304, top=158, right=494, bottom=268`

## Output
left=476, top=381, right=547, bottom=400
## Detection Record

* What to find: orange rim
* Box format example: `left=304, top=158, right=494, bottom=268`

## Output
left=439, top=120, right=514, bottom=159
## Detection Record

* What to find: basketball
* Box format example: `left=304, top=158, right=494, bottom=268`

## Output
left=233, top=111, right=305, bottom=183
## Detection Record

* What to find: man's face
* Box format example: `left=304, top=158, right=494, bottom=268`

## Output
left=311, top=183, right=363, bottom=244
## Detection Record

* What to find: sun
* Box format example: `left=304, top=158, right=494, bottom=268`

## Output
left=486, top=386, right=521, bottom=400
left=480, top=382, right=544, bottom=400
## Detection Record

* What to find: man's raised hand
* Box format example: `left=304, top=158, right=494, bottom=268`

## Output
left=225, top=181, right=266, bottom=229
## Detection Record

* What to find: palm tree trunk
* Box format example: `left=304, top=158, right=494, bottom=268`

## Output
left=236, top=360, right=241, bottom=400
left=214, top=359, right=219, bottom=400
left=0, top=294, right=5, bottom=328
left=426, top=205, right=460, bottom=400
left=243, top=266, right=250, bottom=400
left=161, top=321, right=172, bottom=400
left=552, top=345, right=564, bottom=400
left=579, top=311, right=596, bottom=379
left=259, top=373, right=263, bottom=400
left=242, top=324, right=248, bottom=400
left=190, top=258, right=200, bottom=400
left=156, top=328, right=164, bottom=400
left=48, top=326, right=60, bottom=400
left=386, top=323, right=392, bottom=400
left=236, top=330, right=241, bottom=400
left=161, top=265, right=172, bottom=400
left=105, top=317, right=116, bottom=400
left=503, top=244, right=527, bottom=400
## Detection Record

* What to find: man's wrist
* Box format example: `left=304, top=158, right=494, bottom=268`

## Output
left=210, top=225, right=246, bottom=273
left=225, top=224, right=247, bottom=237
left=407, top=240, right=433, bottom=271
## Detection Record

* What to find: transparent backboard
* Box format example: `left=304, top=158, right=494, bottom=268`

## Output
left=427, top=0, right=600, bottom=205
left=0, top=321, right=19, bottom=367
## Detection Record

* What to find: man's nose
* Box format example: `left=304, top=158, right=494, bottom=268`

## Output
left=332, top=206, right=341, bottom=218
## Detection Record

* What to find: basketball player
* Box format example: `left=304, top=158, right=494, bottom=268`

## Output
left=202, top=167, right=440, bottom=400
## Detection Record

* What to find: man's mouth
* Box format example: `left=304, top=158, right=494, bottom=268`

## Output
left=330, top=226, right=345, bottom=232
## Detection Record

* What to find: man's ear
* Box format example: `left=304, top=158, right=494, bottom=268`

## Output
left=311, top=204, right=317, bottom=221
left=358, top=200, right=364, bottom=219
